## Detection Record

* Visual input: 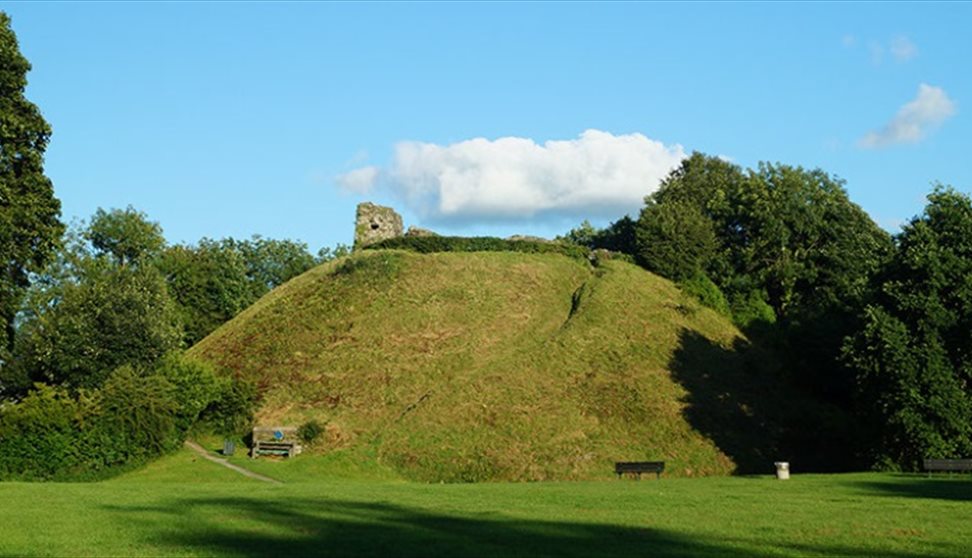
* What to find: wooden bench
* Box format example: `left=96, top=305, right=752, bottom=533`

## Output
left=615, top=461, right=665, bottom=479
left=250, top=426, right=302, bottom=459
left=252, top=440, right=297, bottom=458
left=924, top=458, right=972, bottom=475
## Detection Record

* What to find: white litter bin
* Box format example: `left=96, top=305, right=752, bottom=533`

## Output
left=774, top=461, right=790, bottom=480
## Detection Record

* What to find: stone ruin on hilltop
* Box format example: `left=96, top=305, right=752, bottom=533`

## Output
left=354, top=202, right=437, bottom=249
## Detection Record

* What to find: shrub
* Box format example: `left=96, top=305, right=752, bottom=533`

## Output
left=0, top=385, right=88, bottom=480
left=95, top=366, right=180, bottom=459
left=0, top=352, right=233, bottom=481
left=298, top=419, right=324, bottom=444
left=730, top=289, right=777, bottom=329
left=199, top=377, right=257, bottom=437
left=152, top=352, right=222, bottom=433
left=365, top=235, right=590, bottom=260
left=678, top=273, right=730, bottom=316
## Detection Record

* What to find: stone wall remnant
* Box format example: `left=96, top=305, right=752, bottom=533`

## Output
left=354, top=202, right=404, bottom=249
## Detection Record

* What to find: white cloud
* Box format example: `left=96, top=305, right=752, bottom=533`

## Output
left=889, top=35, right=917, bottom=62
left=344, top=130, right=686, bottom=222
left=336, top=165, right=379, bottom=194
left=859, top=84, right=956, bottom=149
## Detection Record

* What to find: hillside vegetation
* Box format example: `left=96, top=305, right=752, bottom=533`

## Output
left=190, top=249, right=809, bottom=482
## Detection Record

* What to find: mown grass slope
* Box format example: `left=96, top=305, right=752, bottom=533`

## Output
left=190, top=250, right=794, bottom=481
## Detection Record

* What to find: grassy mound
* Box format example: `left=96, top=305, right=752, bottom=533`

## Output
left=190, top=250, right=794, bottom=481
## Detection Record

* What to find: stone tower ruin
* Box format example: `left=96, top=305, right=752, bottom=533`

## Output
left=354, top=202, right=404, bottom=249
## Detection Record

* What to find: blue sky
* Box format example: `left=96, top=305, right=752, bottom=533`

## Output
left=3, top=2, right=970, bottom=250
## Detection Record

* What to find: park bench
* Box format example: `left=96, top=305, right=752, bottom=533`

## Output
left=615, top=461, right=665, bottom=480
left=252, top=440, right=297, bottom=458
left=923, top=458, right=972, bottom=475
left=250, top=426, right=302, bottom=459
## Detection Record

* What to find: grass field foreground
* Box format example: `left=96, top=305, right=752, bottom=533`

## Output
left=1, top=448, right=970, bottom=557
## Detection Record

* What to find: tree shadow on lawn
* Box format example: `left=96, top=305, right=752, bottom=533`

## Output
left=668, top=329, right=859, bottom=474
left=103, top=495, right=949, bottom=558
left=852, top=475, right=972, bottom=502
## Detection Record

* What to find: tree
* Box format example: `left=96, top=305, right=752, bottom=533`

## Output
left=0, top=13, right=64, bottom=358
left=844, top=187, right=972, bottom=469
left=6, top=215, right=180, bottom=392
left=557, top=216, right=638, bottom=255
left=647, top=153, right=891, bottom=320
left=158, top=240, right=251, bottom=346
left=635, top=201, right=716, bottom=281
left=225, top=236, right=317, bottom=299
left=12, top=262, right=182, bottom=390
left=641, top=154, right=893, bottom=422
left=86, top=206, right=165, bottom=266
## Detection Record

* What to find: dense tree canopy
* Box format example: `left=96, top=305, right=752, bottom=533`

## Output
left=10, top=240, right=182, bottom=392
left=0, top=13, right=63, bottom=358
left=646, top=153, right=893, bottom=321
left=844, top=187, right=972, bottom=469
left=159, top=240, right=251, bottom=346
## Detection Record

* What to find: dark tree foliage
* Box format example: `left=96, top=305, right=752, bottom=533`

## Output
left=0, top=353, right=240, bottom=480
left=635, top=201, right=716, bottom=281
left=642, top=154, right=892, bottom=408
left=0, top=13, right=64, bottom=358
left=317, top=243, right=352, bottom=263
left=844, top=187, right=972, bottom=470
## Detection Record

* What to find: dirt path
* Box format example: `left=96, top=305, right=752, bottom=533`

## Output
left=184, top=441, right=283, bottom=484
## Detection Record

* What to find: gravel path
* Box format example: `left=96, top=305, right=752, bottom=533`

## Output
left=183, top=440, right=283, bottom=484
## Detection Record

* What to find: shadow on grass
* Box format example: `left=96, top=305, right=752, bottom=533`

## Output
left=853, top=475, right=972, bottom=502
left=667, top=330, right=858, bottom=474
left=104, top=495, right=944, bottom=558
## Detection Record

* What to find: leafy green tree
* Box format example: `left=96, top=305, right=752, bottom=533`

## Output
left=7, top=215, right=181, bottom=392
left=648, top=153, right=891, bottom=320
left=642, top=154, right=893, bottom=424
left=233, top=235, right=317, bottom=295
left=13, top=262, right=182, bottom=390
left=844, top=187, right=972, bottom=469
left=159, top=240, right=250, bottom=346
left=0, top=13, right=64, bottom=358
left=85, top=206, right=165, bottom=266
left=635, top=201, right=716, bottom=281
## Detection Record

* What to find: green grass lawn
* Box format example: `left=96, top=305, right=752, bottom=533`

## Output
left=1, top=448, right=970, bottom=557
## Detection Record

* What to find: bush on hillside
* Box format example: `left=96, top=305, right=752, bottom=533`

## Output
left=678, top=273, right=731, bottom=316
left=198, top=376, right=258, bottom=437
left=298, top=419, right=324, bottom=444
left=730, top=289, right=777, bottom=329
left=364, top=235, right=590, bottom=260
